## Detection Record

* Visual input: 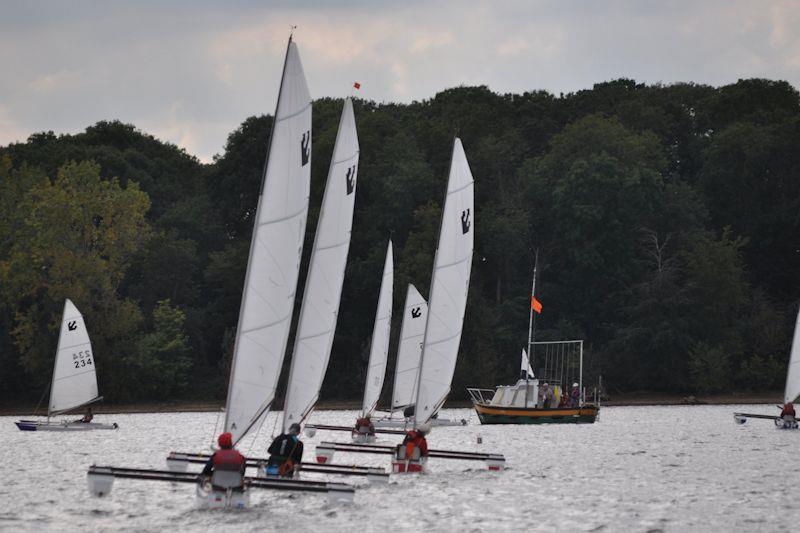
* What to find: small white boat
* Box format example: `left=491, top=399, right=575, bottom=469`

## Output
left=734, top=306, right=800, bottom=429
left=15, top=299, right=117, bottom=432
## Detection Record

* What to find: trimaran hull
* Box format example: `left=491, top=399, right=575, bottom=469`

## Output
left=16, top=420, right=118, bottom=431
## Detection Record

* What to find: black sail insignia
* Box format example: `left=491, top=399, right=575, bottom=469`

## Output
left=461, top=208, right=471, bottom=234
left=301, top=131, right=310, bottom=166
left=345, top=165, right=356, bottom=195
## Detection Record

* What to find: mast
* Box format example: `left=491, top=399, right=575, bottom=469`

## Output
left=527, top=249, right=539, bottom=373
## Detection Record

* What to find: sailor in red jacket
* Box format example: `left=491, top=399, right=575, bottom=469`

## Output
left=780, top=402, right=796, bottom=420
left=402, top=423, right=430, bottom=458
left=202, top=432, right=246, bottom=477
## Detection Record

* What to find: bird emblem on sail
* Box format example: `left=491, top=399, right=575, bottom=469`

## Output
left=461, top=209, right=471, bottom=234
left=346, top=165, right=356, bottom=195
left=301, top=131, right=311, bottom=166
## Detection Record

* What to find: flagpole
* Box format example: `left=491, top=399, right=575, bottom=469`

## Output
left=527, top=250, right=538, bottom=372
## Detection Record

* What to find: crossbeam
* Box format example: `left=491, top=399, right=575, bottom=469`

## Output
left=306, top=423, right=407, bottom=435
left=317, top=441, right=506, bottom=462
left=166, top=452, right=388, bottom=480
left=87, top=465, right=355, bottom=495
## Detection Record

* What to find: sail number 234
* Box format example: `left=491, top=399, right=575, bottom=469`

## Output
left=73, top=350, right=93, bottom=369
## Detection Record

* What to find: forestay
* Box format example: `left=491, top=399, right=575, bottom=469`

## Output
left=414, top=138, right=475, bottom=426
left=361, top=242, right=394, bottom=417
left=784, top=307, right=800, bottom=404
left=49, top=299, right=100, bottom=415
left=283, top=98, right=359, bottom=431
left=390, top=284, right=427, bottom=412
left=225, top=38, right=312, bottom=444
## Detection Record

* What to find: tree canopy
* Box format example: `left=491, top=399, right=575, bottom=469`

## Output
left=1, top=77, right=798, bottom=405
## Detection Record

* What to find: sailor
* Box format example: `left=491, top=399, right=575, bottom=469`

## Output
left=540, top=382, right=553, bottom=408
left=202, top=432, right=246, bottom=478
left=570, top=383, right=581, bottom=407
left=76, top=407, right=93, bottom=423
left=354, top=416, right=375, bottom=437
left=780, top=402, right=796, bottom=422
left=266, top=423, right=304, bottom=477
left=401, top=423, right=430, bottom=458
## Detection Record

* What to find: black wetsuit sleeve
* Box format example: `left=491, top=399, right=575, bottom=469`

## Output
left=202, top=454, right=215, bottom=476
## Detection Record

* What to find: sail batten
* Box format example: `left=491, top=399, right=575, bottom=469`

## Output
left=361, top=242, right=394, bottom=417
left=282, top=97, right=359, bottom=431
left=391, top=285, right=428, bottom=411
left=413, top=138, right=475, bottom=427
left=224, top=38, right=312, bottom=444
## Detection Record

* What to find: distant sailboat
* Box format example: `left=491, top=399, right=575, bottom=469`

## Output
left=735, top=306, right=800, bottom=429
left=224, top=36, right=312, bottom=446
left=372, top=283, right=466, bottom=429
left=15, top=299, right=118, bottom=431
left=412, top=138, right=475, bottom=429
left=390, top=284, right=427, bottom=415
left=282, top=97, right=359, bottom=432
left=353, top=241, right=393, bottom=441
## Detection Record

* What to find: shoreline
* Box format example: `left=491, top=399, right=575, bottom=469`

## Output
left=0, top=392, right=783, bottom=416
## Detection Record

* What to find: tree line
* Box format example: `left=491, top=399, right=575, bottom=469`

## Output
left=1, top=77, right=798, bottom=406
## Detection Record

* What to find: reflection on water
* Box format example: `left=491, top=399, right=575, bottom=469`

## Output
left=0, top=405, right=798, bottom=532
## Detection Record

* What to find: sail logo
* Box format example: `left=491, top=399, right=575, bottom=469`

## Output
left=461, top=209, right=471, bottom=234
left=300, top=131, right=310, bottom=166
left=68, top=321, right=78, bottom=331
left=411, top=307, right=422, bottom=318
left=345, top=165, right=356, bottom=195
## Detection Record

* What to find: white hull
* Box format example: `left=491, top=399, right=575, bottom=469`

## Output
left=16, top=420, right=118, bottom=431
left=196, top=481, right=249, bottom=509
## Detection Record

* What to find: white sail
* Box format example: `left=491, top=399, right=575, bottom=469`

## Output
left=390, top=284, right=427, bottom=412
left=282, top=98, right=359, bottom=431
left=224, top=38, right=312, bottom=444
left=361, top=241, right=394, bottom=417
left=414, top=138, right=475, bottom=426
left=784, top=306, right=800, bottom=404
left=49, top=299, right=100, bottom=415
left=521, top=348, right=535, bottom=378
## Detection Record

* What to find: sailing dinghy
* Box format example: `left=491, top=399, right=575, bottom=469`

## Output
left=16, top=299, right=117, bottom=432
left=88, top=37, right=356, bottom=506
left=352, top=241, right=393, bottom=442
left=734, top=306, right=800, bottom=429
left=312, top=138, right=505, bottom=473
left=282, top=96, right=359, bottom=437
left=371, top=284, right=466, bottom=429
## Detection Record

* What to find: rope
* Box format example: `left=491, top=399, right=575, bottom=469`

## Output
left=33, top=384, right=49, bottom=417
left=208, top=408, right=224, bottom=450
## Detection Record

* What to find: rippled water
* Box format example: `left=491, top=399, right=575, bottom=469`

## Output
left=0, top=405, right=797, bottom=532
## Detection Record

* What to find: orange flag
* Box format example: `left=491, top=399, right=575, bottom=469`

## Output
left=531, top=296, right=542, bottom=314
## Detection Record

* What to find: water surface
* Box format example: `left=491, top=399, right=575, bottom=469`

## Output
left=0, top=405, right=796, bottom=532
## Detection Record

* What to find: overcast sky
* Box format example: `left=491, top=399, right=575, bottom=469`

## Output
left=1, top=0, right=798, bottom=162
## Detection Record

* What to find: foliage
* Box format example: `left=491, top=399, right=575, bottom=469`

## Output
left=1, top=77, right=799, bottom=404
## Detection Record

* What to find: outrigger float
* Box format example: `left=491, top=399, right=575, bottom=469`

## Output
left=16, top=299, right=118, bottom=432
left=87, top=465, right=355, bottom=508
left=468, top=258, right=599, bottom=425
left=734, top=306, right=800, bottom=430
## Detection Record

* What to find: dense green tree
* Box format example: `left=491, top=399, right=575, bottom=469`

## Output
left=1, top=77, right=798, bottom=404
